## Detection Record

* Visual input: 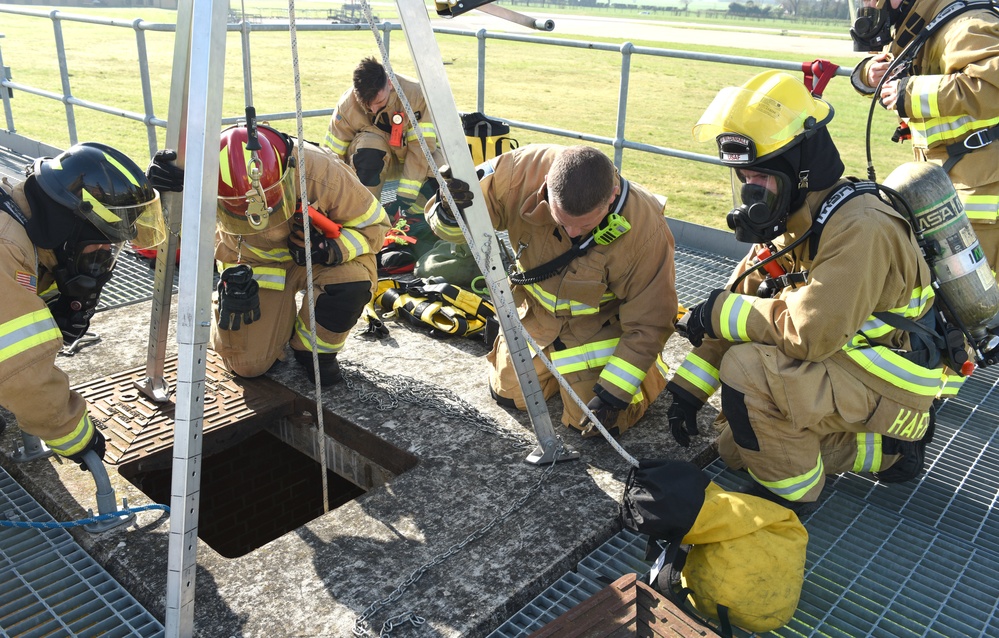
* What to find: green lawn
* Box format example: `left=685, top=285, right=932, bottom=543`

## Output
left=0, top=3, right=910, bottom=229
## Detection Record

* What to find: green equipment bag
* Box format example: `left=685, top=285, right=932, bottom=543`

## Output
left=415, top=240, right=483, bottom=290
left=621, top=460, right=808, bottom=637
left=461, top=112, right=519, bottom=165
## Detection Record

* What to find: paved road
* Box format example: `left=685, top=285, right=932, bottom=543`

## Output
left=431, top=13, right=865, bottom=60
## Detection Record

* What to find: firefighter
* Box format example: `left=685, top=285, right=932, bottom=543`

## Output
left=0, top=143, right=174, bottom=468
left=850, top=0, right=999, bottom=268
left=665, top=71, right=961, bottom=515
left=213, top=124, right=390, bottom=386
left=323, top=57, right=443, bottom=271
left=426, top=144, right=677, bottom=437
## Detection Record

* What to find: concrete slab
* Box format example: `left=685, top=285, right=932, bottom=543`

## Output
left=0, top=295, right=719, bottom=637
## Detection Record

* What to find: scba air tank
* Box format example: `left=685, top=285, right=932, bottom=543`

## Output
left=883, top=162, right=999, bottom=339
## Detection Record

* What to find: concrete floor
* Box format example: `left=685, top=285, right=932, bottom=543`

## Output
left=0, top=289, right=717, bottom=637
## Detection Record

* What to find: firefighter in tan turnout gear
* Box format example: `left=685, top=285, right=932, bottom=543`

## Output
left=0, top=143, right=172, bottom=467
left=213, top=124, right=389, bottom=386
left=427, top=144, right=677, bottom=436
left=665, top=71, right=964, bottom=515
left=850, top=0, right=999, bottom=267
left=323, top=57, right=442, bottom=267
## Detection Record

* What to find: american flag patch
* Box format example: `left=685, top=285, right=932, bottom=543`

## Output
left=15, top=271, right=36, bottom=293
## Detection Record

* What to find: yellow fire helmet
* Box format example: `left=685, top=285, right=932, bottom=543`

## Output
left=692, top=70, right=833, bottom=166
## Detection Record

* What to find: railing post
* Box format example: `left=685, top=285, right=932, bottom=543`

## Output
left=49, top=10, right=78, bottom=147
left=614, top=42, right=633, bottom=171
left=477, top=29, right=487, bottom=113
left=0, top=34, right=15, bottom=133
left=381, top=21, right=391, bottom=58
left=134, top=19, right=158, bottom=156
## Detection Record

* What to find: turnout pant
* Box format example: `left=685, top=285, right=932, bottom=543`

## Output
left=715, top=343, right=932, bottom=504
left=488, top=332, right=668, bottom=434
left=211, top=258, right=376, bottom=378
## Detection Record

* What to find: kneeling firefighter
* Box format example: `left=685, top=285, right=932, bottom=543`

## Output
left=665, top=71, right=966, bottom=515
left=212, top=120, right=390, bottom=386
left=0, top=142, right=171, bottom=467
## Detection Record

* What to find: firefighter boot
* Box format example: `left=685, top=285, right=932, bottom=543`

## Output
left=293, top=349, right=342, bottom=387
left=874, top=402, right=938, bottom=484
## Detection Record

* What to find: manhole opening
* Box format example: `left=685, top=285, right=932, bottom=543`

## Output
left=119, top=397, right=418, bottom=559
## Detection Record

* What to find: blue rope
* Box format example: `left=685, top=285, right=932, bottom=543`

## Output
left=0, top=504, right=170, bottom=529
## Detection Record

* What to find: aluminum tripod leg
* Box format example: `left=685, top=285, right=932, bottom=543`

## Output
left=393, top=1, right=576, bottom=465
left=134, top=0, right=191, bottom=404
left=163, top=0, right=227, bottom=635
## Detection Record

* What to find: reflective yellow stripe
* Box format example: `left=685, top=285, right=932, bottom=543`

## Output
left=909, top=75, right=941, bottom=119
left=47, top=412, right=95, bottom=457
left=82, top=190, right=123, bottom=225
left=599, top=356, right=647, bottom=395
left=338, top=228, right=367, bottom=260
left=550, top=338, right=618, bottom=374
left=216, top=262, right=286, bottom=291
left=939, top=373, right=966, bottom=397
left=323, top=131, right=348, bottom=155
left=910, top=113, right=999, bottom=146
left=853, top=433, right=884, bottom=473
left=675, top=352, right=720, bottom=397
left=962, top=194, right=999, bottom=222
left=397, top=178, right=423, bottom=199
left=243, top=243, right=292, bottom=263
left=0, top=308, right=61, bottom=364
left=521, top=282, right=606, bottom=316
left=718, top=294, right=751, bottom=342
left=655, top=354, right=669, bottom=379
left=294, top=317, right=345, bottom=354
left=344, top=198, right=388, bottom=230
left=749, top=453, right=823, bottom=502
left=843, top=337, right=946, bottom=397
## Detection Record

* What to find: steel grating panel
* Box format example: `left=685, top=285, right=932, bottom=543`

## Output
left=673, top=244, right=739, bottom=307
left=0, top=467, right=164, bottom=638
left=98, top=250, right=180, bottom=312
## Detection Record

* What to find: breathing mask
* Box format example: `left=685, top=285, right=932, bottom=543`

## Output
left=851, top=5, right=894, bottom=51
left=727, top=168, right=794, bottom=244
left=49, top=238, right=122, bottom=343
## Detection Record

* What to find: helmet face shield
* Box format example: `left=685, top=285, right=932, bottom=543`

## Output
left=85, top=189, right=167, bottom=249
left=217, top=162, right=297, bottom=235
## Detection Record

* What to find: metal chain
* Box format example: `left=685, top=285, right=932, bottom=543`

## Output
left=351, top=447, right=564, bottom=637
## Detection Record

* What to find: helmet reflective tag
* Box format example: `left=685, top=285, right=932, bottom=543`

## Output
left=717, top=133, right=757, bottom=165
left=592, top=211, right=631, bottom=246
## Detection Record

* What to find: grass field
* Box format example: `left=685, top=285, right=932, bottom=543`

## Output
left=0, top=3, right=912, bottom=229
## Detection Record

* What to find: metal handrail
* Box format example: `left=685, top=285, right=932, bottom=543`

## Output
left=0, top=7, right=852, bottom=171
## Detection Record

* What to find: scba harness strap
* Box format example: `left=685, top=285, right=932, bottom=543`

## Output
left=368, top=277, right=496, bottom=338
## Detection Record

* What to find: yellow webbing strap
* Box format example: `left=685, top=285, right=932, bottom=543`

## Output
left=368, top=278, right=495, bottom=337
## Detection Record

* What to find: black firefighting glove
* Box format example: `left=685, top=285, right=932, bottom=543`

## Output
left=47, top=295, right=95, bottom=345
left=217, top=265, right=261, bottom=331
left=386, top=195, right=416, bottom=218
left=580, top=387, right=626, bottom=438
left=666, top=384, right=704, bottom=448
left=434, top=166, right=475, bottom=224
left=66, top=429, right=107, bottom=473
left=146, top=149, right=185, bottom=193
left=288, top=213, right=343, bottom=266
left=675, top=289, right=723, bottom=348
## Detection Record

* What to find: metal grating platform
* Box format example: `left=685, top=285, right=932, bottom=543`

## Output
left=0, top=467, right=164, bottom=638
left=492, top=364, right=999, bottom=638
left=98, top=250, right=179, bottom=312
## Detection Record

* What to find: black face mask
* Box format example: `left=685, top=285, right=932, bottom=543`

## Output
left=851, top=7, right=894, bottom=51
left=48, top=240, right=118, bottom=343
left=727, top=181, right=791, bottom=244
